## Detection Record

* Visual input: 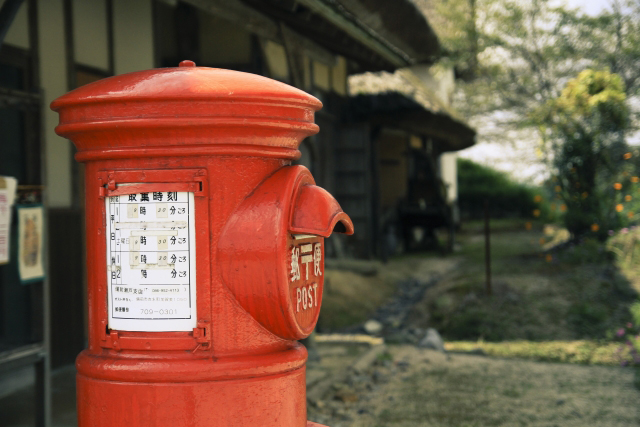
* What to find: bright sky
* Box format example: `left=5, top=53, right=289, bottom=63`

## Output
left=564, top=0, right=611, bottom=15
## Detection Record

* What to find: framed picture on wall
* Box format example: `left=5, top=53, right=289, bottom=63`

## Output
left=17, top=204, right=45, bottom=283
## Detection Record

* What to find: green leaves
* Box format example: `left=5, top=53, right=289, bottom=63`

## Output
left=548, top=69, right=628, bottom=132
left=541, top=69, right=631, bottom=236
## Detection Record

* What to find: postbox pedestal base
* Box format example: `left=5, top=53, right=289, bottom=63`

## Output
left=76, top=349, right=310, bottom=427
left=77, top=372, right=307, bottom=427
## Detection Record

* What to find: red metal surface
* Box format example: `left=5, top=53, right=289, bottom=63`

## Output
left=218, top=166, right=353, bottom=341
left=51, top=62, right=352, bottom=427
left=291, top=184, right=355, bottom=237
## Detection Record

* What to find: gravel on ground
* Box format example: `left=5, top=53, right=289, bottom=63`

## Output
left=308, top=345, right=640, bottom=427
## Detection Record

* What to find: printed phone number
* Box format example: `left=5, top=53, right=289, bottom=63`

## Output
left=139, top=308, right=178, bottom=315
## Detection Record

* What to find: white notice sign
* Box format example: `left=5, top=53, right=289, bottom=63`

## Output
left=106, top=191, right=197, bottom=332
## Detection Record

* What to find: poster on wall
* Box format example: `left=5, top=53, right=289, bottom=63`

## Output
left=17, top=204, right=45, bottom=282
left=0, top=176, right=18, bottom=265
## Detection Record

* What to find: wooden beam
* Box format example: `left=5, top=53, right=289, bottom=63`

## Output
left=106, top=0, right=115, bottom=76
left=63, top=0, right=76, bottom=90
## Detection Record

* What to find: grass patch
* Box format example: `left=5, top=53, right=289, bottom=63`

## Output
left=319, top=256, right=459, bottom=331
left=409, top=225, right=639, bottom=343
left=445, top=340, right=624, bottom=365
left=607, top=227, right=640, bottom=292
left=461, top=218, right=540, bottom=234
left=318, top=269, right=396, bottom=331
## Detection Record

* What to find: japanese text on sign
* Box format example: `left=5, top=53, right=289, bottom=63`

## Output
left=106, top=191, right=197, bottom=332
left=290, top=241, right=322, bottom=313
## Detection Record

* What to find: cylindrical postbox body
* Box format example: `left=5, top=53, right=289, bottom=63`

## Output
left=51, top=61, right=353, bottom=427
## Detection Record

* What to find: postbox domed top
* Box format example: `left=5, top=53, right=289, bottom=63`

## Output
left=52, top=62, right=322, bottom=108
left=51, top=62, right=323, bottom=162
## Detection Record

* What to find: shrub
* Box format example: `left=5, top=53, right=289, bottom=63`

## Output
left=538, top=69, right=631, bottom=238
left=457, top=158, right=547, bottom=220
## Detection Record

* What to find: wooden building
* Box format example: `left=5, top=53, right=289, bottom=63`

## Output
left=0, top=2, right=473, bottom=418
left=345, top=67, right=475, bottom=257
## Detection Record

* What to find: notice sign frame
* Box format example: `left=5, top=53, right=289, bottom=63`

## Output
left=105, top=190, right=197, bottom=332
left=17, top=204, right=45, bottom=283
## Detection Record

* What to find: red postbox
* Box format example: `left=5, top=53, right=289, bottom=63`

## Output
left=50, top=60, right=353, bottom=427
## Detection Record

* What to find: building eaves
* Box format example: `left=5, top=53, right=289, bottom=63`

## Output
left=189, top=0, right=441, bottom=72
left=294, top=0, right=440, bottom=67
left=349, top=71, right=476, bottom=151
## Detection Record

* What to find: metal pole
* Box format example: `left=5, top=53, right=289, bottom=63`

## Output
left=484, top=199, right=491, bottom=296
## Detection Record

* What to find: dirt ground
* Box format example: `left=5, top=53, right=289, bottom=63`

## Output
left=319, top=256, right=461, bottom=331
left=310, top=221, right=640, bottom=426
left=308, top=345, right=640, bottom=427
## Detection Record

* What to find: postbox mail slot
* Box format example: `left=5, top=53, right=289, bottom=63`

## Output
left=289, top=184, right=354, bottom=237
left=218, top=165, right=353, bottom=340
left=105, top=182, right=201, bottom=196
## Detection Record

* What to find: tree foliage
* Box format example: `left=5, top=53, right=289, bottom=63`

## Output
left=416, top=0, right=640, bottom=115
left=539, top=69, right=630, bottom=236
left=416, top=0, right=640, bottom=234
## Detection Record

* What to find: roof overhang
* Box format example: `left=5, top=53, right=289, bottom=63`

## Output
left=293, top=0, right=440, bottom=67
left=184, top=0, right=440, bottom=72
left=349, top=92, right=476, bottom=152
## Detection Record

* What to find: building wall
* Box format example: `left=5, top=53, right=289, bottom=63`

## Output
left=378, top=129, right=408, bottom=210
left=72, top=0, right=109, bottom=71
left=32, top=0, right=155, bottom=209
left=199, top=12, right=252, bottom=67
left=30, top=0, right=153, bottom=366
left=440, top=152, right=457, bottom=204
left=2, top=0, right=29, bottom=49
left=38, top=0, right=71, bottom=208
left=2, top=1, right=354, bottom=367
left=406, top=64, right=459, bottom=206
left=113, top=0, right=154, bottom=75
left=263, top=40, right=288, bottom=80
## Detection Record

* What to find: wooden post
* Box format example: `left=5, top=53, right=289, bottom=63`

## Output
left=484, top=199, right=492, bottom=296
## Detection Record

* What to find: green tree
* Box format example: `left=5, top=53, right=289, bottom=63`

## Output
left=457, top=157, right=540, bottom=218
left=416, top=0, right=640, bottom=234
left=413, top=0, right=486, bottom=80
left=539, top=69, right=630, bottom=236
left=558, top=0, right=640, bottom=96
left=418, top=0, right=640, bottom=115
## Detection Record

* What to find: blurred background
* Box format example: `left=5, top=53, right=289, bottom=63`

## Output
left=0, top=0, right=639, bottom=426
